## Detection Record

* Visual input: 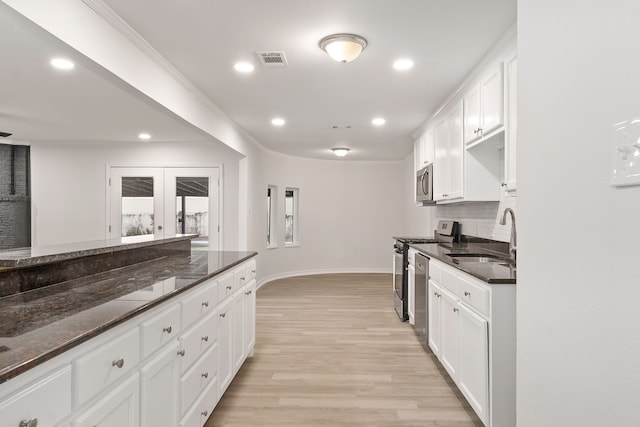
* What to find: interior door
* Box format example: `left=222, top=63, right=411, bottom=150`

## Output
left=109, top=168, right=164, bottom=238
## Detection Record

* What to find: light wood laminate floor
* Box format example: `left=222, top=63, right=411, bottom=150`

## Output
left=207, top=273, right=483, bottom=427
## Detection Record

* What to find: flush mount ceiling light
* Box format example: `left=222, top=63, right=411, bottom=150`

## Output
left=50, top=58, right=74, bottom=70
left=372, top=117, right=386, bottom=126
left=271, top=118, right=285, bottom=126
left=138, top=133, right=151, bottom=140
left=234, top=62, right=254, bottom=73
left=319, top=34, right=368, bottom=63
left=331, top=147, right=350, bottom=157
left=393, top=58, right=414, bottom=71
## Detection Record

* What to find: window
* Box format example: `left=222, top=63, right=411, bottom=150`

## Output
left=284, top=187, right=299, bottom=246
left=267, top=185, right=278, bottom=248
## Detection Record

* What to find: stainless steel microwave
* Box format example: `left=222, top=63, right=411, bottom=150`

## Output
left=416, top=164, right=434, bottom=204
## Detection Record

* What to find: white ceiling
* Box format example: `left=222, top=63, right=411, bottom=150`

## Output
left=1, top=0, right=516, bottom=160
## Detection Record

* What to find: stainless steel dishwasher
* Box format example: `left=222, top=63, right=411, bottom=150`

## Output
left=412, top=253, right=429, bottom=349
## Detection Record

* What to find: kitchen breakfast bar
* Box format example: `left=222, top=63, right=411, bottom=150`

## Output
left=0, top=234, right=257, bottom=427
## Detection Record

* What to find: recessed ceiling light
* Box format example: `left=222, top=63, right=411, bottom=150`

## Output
left=372, top=117, right=386, bottom=126
left=271, top=118, right=285, bottom=126
left=138, top=133, right=151, bottom=140
left=393, top=59, right=414, bottom=71
left=234, top=62, right=255, bottom=73
left=50, top=58, right=74, bottom=70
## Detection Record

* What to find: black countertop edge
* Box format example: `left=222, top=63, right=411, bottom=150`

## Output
left=0, top=251, right=258, bottom=385
left=0, top=234, right=196, bottom=268
left=407, top=242, right=516, bottom=284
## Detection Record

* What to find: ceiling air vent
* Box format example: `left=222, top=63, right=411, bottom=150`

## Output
left=256, top=51, right=288, bottom=68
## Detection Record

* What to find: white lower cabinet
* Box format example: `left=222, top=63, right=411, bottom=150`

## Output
left=0, top=365, right=71, bottom=427
left=71, top=374, right=139, bottom=427
left=140, top=341, right=180, bottom=427
left=428, top=258, right=514, bottom=427
left=0, top=257, right=257, bottom=427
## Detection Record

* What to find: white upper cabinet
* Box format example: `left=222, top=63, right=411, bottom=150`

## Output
left=504, top=54, right=517, bottom=193
left=463, top=64, right=504, bottom=146
left=414, top=128, right=435, bottom=173
left=433, top=102, right=464, bottom=202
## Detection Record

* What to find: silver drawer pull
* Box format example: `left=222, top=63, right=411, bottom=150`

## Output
left=251, top=269, right=256, bottom=274
left=226, top=285, right=232, bottom=290
left=453, top=308, right=459, bottom=313
left=202, top=301, right=209, bottom=307
left=464, top=291, right=471, bottom=297
left=201, top=410, right=208, bottom=417
left=177, top=349, right=186, bottom=357
left=201, top=336, right=209, bottom=342
left=241, top=276, right=246, bottom=280
left=112, top=359, right=124, bottom=369
left=19, top=419, right=38, bottom=427
left=201, top=372, right=209, bottom=378
left=220, top=313, right=226, bottom=318
left=245, top=290, right=252, bottom=295
left=163, top=326, right=172, bottom=334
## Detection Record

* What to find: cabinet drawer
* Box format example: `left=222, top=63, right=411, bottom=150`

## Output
left=180, top=343, right=218, bottom=416
left=457, top=275, right=490, bottom=317
left=439, top=263, right=458, bottom=294
left=217, top=272, right=234, bottom=302
left=141, top=303, right=181, bottom=359
left=73, top=327, right=140, bottom=407
left=181, top=280, right=218, bottom=329
left=179, top=310, right=218, bottom=374
left=246, top=259, right=256, bottom=281
left=71, top=373, right=139, bottom=427
left=233, top=266, right=247, bottom=290
left=0, top=365, right=71, bottom=427
left=429, top=259, right=442, bottom=283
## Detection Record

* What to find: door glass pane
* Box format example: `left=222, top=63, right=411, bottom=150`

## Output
left=175, top=177, right=209, bottom=245
left=121, top=177, right=154, bottom=237
left=285, top=189, right=294, bottom=244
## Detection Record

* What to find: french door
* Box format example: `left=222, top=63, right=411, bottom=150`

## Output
left=108, top=167, right=220, bottom=250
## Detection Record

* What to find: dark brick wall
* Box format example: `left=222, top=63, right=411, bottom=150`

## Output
left=0, top=144, right=31, bottom=249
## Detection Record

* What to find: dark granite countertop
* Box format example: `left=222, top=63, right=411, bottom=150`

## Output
left=0, top=234, right=196, bottom=268
left=409, top=242, right=516, bottom=284
left=0, top=250, right=257, bottom=384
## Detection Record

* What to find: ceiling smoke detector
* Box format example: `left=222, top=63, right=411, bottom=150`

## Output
left=256, top=51, right=288, bottom=68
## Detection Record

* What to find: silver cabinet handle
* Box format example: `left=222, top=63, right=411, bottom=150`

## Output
left=464, top=291, right=471, bottom=297
left=201, top=336, right=209, bottom=342
left=241, top=276, right=246, bottom=281
left=177, top=349, right=186, bottom=357
left=453, top=308, right=459, bottom=313
left=157, top=225, right=163, bottom=231
left=201, top=372, right=209, bottom=378
left=201, top=410, right=209, bottom=417
left=112, top=359, right=124, bottom=368
left=245, top=290, right=252, bottom=295
left=226, top=286, right=232, bottom=290
left=220, top=313, right=226, bottom=318
left=202, top=301, right=209, bottom=307
left=163, top=326, right=172, bottom=334
left=251, top=269, right=256, bottom=274
left=19, top=419, right=38, bottom=427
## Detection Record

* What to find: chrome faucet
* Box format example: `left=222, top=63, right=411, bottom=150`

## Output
left=500, top=208, right=517, bottom=262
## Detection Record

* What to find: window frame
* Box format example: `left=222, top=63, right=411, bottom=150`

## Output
left=284, top=187, right=299, bottom=247
left=267, top=185, right=278, bottom=249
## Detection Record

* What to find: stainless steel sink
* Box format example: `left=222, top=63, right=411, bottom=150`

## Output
left=447, top=253, right=515, bottom=267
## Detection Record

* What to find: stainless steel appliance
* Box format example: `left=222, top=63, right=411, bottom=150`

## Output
left=393, top=236, right=438, bottom=321
left=413, top=253, right=429, bottom=348
left=415, top=164, right=433, bottom=204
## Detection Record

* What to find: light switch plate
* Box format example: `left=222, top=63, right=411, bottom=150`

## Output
left=611, top=117, right=640, bottom=187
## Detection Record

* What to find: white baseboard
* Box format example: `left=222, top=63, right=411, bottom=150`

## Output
left=256, top=268, right=391, bottom=290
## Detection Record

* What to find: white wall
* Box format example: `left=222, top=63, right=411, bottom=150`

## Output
left=248, top=146, right=407, bottom=283
left=30, top=141, right=242, bottom=248
left=518, top=0, right=640, bottom=425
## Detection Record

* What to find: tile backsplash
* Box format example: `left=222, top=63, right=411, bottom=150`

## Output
left=433, top=192, right=516, bottom=243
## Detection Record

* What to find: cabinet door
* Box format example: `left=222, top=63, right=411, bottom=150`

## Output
left=446, top=102, right=464, bottom=200
left=440, top=290, right=459, bottom=380
left=458, top=304, right=489, bottom=426
left=504, top=55, right=517, bottom=192
left=407, top=264, right=415, bottom=325
left=427, top=281, right=442, bottom=356
left=233, top=289, right=246, bottom=373
left=71, top=374, right=139, bottom=427
left=217, top=297, right=234, bottom=396
left=480, top=64, right=504, bottom=136
left=463, top=82, right=481, bottom=144
left=244, top=281, right=256, bottom=355
left=433, top=118, right=449, bottom=201
left=140, top=341, right=180, bottom=427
